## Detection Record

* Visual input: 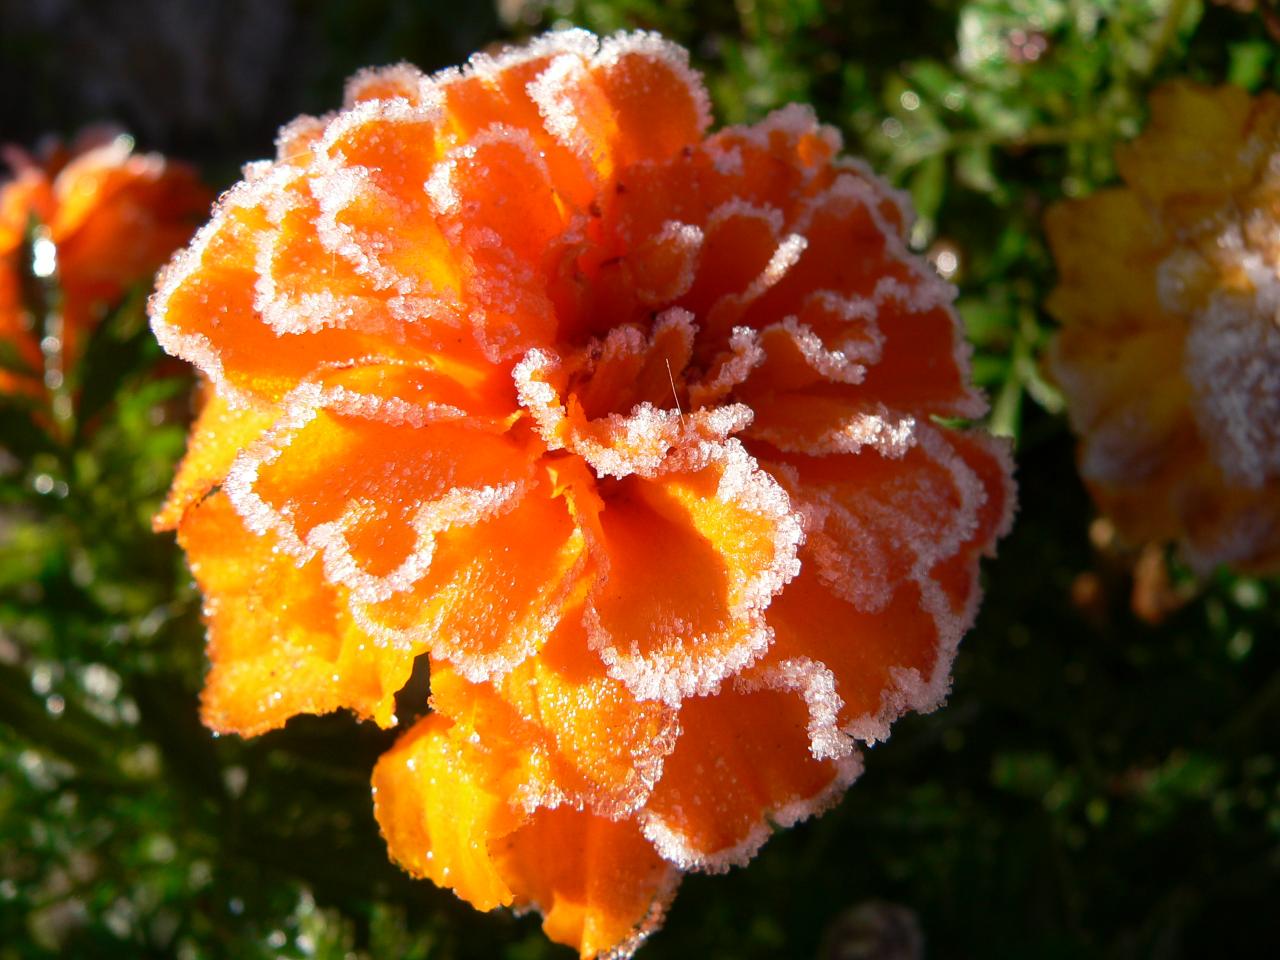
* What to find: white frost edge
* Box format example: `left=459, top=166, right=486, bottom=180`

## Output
left=639, top=663, right=863, bottom=873
left=584, top=438, right=804, bottom=706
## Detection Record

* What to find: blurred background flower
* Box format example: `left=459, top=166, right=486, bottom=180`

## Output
left=1047, top=82, right=1280, bottom=577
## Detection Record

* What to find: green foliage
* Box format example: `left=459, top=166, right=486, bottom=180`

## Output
left=2, top=1, right=1279, bottom=958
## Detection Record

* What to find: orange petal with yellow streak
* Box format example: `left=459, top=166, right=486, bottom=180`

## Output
left=155, top=387, right=276, bottom=531
left=492, top=807, right=681, bottom=960
left=374, top=711, right=679, bottom=959
left=372, top=712, right=525, bottom=912
left=179, top=492, right=415, bottom=734
left=429, top=606, right=679, bottom=816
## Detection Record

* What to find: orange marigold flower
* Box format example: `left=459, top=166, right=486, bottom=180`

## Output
left=151, top=30, right=1014, bottom=958
left=1047, top=82, right=1280, bottom=575
left=1, top=130, right=209, bottom=398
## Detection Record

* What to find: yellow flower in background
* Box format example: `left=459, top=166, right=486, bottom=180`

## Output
left=1047, top=82, right=1280, bottom=575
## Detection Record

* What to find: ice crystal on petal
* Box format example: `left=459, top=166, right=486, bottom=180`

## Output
left=151, top=29, right=1013, bottom=960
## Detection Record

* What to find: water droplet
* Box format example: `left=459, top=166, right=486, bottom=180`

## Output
left=31, top=236, right=57, bottom=278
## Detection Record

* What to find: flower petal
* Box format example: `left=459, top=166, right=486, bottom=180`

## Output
left=492, top=807, right=681, bottom=960
left=586, top=441, right=802, bottom=705
left=374, top=713, right=680, bottom=959
left=154, top=387, right=276, bottom=531
left=352, top=474, right=589, bottom=681
left=224, top=364, right=533, bottom=595
left=1115, top=82, right=1269, bottom=216
left=178, top=492, right=412, bottom=734
left=763, top=425, right=1013, bottom=742
left=640, top=667, right=861, bottom=872
left=1044, top=188, right=1167, bottom=332
left=150, top=171, right=419, bottom=405
left=372, top=713, right=525, bottom=912
left=428, top=603, right=679, bottom=816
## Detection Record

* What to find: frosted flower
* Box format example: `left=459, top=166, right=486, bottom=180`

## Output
left=151, top=30, right=1013, bottom=959
left=1047, top=82, right=1280, bottom=574
left=0, top=130, right=208, bottom=398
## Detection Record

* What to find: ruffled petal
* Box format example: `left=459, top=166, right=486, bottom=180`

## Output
left=493, top=807, right=680, bottom=960
left=640, top=665, right=861, bottom=872
left=585, top=441, right=802, bottom=704
left=353, top=474, right=589, bottom=681
left=1115, top=82, right=1272, bottom=216
left=762, top=424, right=1013, bottom=741
left=429, top=604, right=679, bottom=816
left=372, top=712, right=525, bottom=911
left=223, top=364, right=533, bottom=593
left=179, top=492, right=412, bottom=734
left=374, top=712, right=680, bottom=960
left=1043, top=188, right=1168, bottom=332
